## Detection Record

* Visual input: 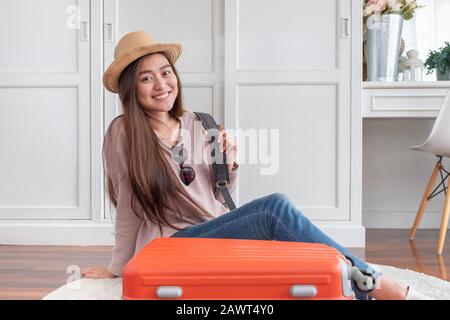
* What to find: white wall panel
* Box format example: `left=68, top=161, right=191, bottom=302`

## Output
left=237, top=84, right=348, bottom=220
left=183, top=86, right=214, bottom=115
left=238, top=0, right=337, bottom=71
left=0, top=87, right=79, bottom=208
left=117, top=0, right=215, bottom=72
left=0, top=0, right=79, bottom=73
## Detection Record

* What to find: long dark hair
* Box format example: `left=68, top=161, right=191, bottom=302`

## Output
left=104, top=52, right=213, bottom=233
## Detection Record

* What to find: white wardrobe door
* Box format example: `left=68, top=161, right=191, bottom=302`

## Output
left=225, top=0, right=351, bottom=221
left=103, top=0, right=225, bottom=218
left=0, top=0, right=91, bottom=219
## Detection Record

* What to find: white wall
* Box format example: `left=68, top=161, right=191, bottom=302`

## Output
left=363, top=119, right=450, bottom=229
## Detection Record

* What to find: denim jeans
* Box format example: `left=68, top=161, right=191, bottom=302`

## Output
left=171, top=193, right=381, bottom=300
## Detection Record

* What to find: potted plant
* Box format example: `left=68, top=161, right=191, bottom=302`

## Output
left=424, top=42, right=450, bottom=80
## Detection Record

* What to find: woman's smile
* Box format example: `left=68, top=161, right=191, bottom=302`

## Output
left=153, top=91, right=172, bottom=101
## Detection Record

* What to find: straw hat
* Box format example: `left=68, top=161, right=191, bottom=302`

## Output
left=103, top=30, right=182, bottom=93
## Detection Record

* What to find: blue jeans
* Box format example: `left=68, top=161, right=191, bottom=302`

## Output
left=171, top=193, right=381, bottom=300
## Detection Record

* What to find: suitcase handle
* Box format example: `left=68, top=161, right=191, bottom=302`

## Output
left=156, top=286, right=183, bottom=299
left=289, top=285, right=318, bottom=298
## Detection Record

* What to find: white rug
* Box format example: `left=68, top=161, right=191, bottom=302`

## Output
left=43, top=264, right=450, bottom=300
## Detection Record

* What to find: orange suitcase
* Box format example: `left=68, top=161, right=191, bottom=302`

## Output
left=122, top=237, right=355, bottom=300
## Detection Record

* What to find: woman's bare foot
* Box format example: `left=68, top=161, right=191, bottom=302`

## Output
left=368, top=275, right=408, bottom=300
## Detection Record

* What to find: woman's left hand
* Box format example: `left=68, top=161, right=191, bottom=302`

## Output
left=218, top=124, right=238, bottom=172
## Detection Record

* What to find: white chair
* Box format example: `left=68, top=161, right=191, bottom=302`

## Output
left=409, top=89, right=450, bottom=255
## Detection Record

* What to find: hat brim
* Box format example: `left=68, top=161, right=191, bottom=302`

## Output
left=103, top=43, right=182, bottom=93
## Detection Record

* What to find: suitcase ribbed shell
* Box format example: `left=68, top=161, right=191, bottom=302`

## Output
left=122, top=238, right=354, bottom=300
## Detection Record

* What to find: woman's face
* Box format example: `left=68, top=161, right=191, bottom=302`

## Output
left=136, top=53, right=178, bottom=114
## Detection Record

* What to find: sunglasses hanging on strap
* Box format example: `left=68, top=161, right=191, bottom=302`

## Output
left=194, top=112, right=237, bottom=211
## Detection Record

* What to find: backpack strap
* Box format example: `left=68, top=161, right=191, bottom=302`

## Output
left=194, top=112, right=237, bottom=210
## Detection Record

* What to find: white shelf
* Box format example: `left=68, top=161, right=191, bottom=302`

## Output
left=362, top=82, right=449, bottom=118
left=363, top=81, right=450, bottom=89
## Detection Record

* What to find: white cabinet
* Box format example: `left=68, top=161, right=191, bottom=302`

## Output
left=0, top=0, right=365, bottom=246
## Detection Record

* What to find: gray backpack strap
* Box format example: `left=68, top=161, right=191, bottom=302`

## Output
left=194, top=112, right=237, bottom=210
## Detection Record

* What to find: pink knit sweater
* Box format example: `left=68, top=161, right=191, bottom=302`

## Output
left=103, top=110, right=238, bottom=276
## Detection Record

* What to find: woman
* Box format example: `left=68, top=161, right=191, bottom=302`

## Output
left=81, top=30, right=431, bottom=300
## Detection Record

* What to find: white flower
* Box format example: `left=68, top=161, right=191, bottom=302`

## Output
left=364, top=0, right=388, bottom=16
left=364, top=5, right=375, bottom=16
left=367, top=0, right=388, bottom=11
left=387, top=0, right=403, bottom=12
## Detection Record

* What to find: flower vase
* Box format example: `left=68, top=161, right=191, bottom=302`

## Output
left=367, top=13, right=404, bottom=81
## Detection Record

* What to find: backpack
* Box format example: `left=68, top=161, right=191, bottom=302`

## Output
left=194, top=112, right=237, bottom=210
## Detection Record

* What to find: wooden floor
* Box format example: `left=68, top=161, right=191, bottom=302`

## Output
left=0, top=229, right=449, bottom=300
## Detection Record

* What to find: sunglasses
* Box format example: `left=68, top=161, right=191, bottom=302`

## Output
left=172, top=143, right=196, bottom=186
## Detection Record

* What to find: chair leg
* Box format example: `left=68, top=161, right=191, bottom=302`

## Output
left=409, top=160, right=442, bottom=240
left=437, top=187, right=450, bottom=255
